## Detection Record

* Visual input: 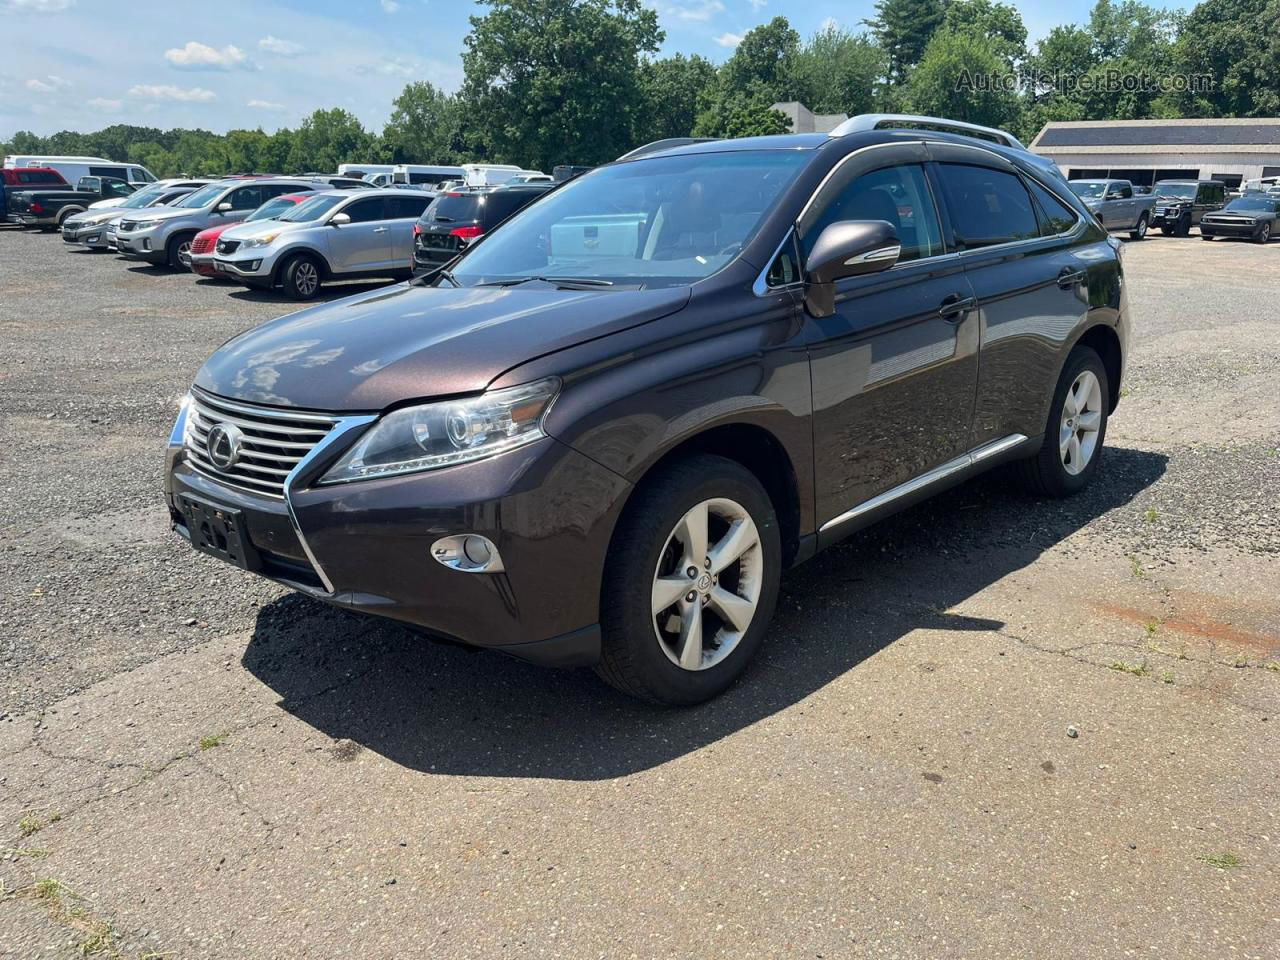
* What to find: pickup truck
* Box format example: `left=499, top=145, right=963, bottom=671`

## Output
left=6, top=175, right=137, bottom=230
left=1067, top=179, right=1155, bottom=240
left=1, top=167, right=69, bottom=222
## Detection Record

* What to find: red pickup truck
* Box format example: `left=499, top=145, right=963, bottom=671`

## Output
left=1, top=167, right=69, bottom=223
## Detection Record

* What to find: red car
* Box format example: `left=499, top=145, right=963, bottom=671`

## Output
left=187, top=192, right=312, bottom=276
left=2, top=166, right=69, bottom=223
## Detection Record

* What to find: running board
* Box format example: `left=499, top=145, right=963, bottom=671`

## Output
left=819, top=434, right=1029, bottom=534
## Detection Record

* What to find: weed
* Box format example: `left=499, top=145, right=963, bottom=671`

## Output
left=1144, top=619, right=1160, bottom=638
left=1143, top=507, right=1159, bottom=523
left=14, top=848, right=50, bottom=859
left=1109, top=659, right=1150, bottom=677
left=18, top=815, right=42, bottom=837
left=1128, top=555, right=1147, bottom=579
left=1196, top=851, right=1241, bottom=869
left=198, top=733, right=228, bottom=751
left=1161, top=671, right=1174, bottom=684
left=1265, top=661, right=1280, bottom=673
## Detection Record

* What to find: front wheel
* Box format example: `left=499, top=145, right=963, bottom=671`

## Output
left=1129, top=213, right=1148, bottom=241
left=1255, top=222, right=1272, bottom=244
left=1017, top=345, right=1109, bottom=497
left=166, top=233, right=195, bottom=271
left=280, top=254, right=322, bottom=300
left=596, top=454, right=781, bottom=705
left=1201, top=233, right=1214, bottom=241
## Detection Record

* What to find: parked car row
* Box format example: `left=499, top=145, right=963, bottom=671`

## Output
left=1067, top=176, right=1280, bottom=243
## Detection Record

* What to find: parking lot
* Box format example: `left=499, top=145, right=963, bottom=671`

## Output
left=1, top=229, right=1277, bottom=958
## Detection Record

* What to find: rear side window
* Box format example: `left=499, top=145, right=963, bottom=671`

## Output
left=226, top=185, right=265, bottom=210
left=803, top=163, right=943, bottom=263
left=387, top=195, right=430, bottom=219
left=1117, top=183, right=1133, bottom=199
left=1026, top=179, right=1079, bottom=236
left=936, top=163, right=1039, bottom=249
left=480, top=191, right=541, bottom=229
left=343, top=197, right=386, bottom=223
left=17, top=171, right=64, bottom=184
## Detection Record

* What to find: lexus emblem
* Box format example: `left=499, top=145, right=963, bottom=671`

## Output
left=205, top=422, right=243, bottom=471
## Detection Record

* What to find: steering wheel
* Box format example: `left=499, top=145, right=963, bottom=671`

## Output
left=716, top=241, right=742, bottom=258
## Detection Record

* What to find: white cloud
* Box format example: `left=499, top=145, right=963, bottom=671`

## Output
left=129, top=83, right=217, bottom=102
left=715, top=32, right=743, bottom=48
left=164, top=41, right=248, bottom=71
left=25, top=74, right=71, bottom=92
left=3, top=0, right=75, bottom=11
left=380, top=0, right=400, bottom=11
left=87, top=97, right=122, bottom=110
left=660, top=0, right=724, bottom=21
left=258, top=35, right=302, bottom=56
left=247, top=98, right=285, bottom=110
left=748, top=0, right=766, bottom=9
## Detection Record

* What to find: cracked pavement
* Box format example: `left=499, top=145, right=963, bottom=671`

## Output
left=1, top=230, right=1277, bottom=958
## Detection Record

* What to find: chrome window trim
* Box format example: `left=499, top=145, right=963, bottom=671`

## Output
left=819, top=434, right=1029, bottom=533
left=752, top=229, right=803, bottom=296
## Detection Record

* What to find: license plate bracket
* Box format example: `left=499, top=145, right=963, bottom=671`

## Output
left=178, top=494, right=260, bottom=571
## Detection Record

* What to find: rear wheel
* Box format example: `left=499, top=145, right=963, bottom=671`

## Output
left=596, top=454, right=781, bottom=705
left=1017, top=345, right=1109, bottom=498
left=281, top=253, right=322, bottom=300
left=1129, top=213, right=1148, bottom=241
left=166, top=233, right=195, bottom=271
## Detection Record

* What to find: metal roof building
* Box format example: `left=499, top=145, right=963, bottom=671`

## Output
left=1030, top=118, right=1280, bottom=189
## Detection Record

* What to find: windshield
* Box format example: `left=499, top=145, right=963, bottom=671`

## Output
left=1068, top=181, right=1107, bottom=199
left=1154, top=182, right=1197, bottom=199
left=452, top=150, right=810, bottom=288
left=1224, top=196, right=1278, bottom=213
left=175, top=184, right=227, bottom=209
left=278, top=193, right=344, bottom=222
left=247, top=196, right=301, bottom=222
left=119, top=185, right=171, bottom=208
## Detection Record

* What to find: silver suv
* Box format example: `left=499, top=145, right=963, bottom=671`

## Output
left=62, top=182, right=208, bottom=249
left=115, top=178, right=320, bottom=269
left=210, top=188, right=431, bottom=299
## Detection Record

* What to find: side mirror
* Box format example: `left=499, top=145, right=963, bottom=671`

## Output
left=1105, top=192, right=1121, bottom=200
left=329, top=212, right=351, bottom=226
left=216, top=202, right=232, bottom=213
left=803, top=220, right=900, bottom=318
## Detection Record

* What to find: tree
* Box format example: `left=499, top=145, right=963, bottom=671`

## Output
left=867, top=0, right=946, bottom=83
left=461, top=0, right=662, bottom=169
left=287, top=108, right=374, bottom=173
left=694, top=17, right=808, bottom=137
left=722, top=102, right=791, bottom=138
left=942, top=0, right=1028, bottom=65
left=905, top=30, right=1021, bottom=129
left=1173, top=0, right=1280, bottom=117
left=382, top=81, right=462, bottom=164
left=791, top=24, right=886, bottom=116
left=638, top=54, right=717, bottom=141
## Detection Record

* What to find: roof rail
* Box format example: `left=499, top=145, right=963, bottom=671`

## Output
left=829, top=114, right=1027, bottom=150
left=617, top=137, right=718, bottom=161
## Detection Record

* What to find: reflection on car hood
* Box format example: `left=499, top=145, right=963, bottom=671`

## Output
left=125, top=206, right=205, bottom=223
left=217, top=219, right=300, bottom=242
left=195, top=282, right=692, bottom=410
left=88, top=197, right=129, bottom=209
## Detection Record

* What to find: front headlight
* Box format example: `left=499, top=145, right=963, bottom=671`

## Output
left=244, top=233, right=278, bottom=248
left=320, top=378, right=560, bottom=484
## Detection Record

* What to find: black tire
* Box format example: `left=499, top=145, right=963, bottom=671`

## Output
left=1200, top=233, right=1214, bottom=241
left=280, top=253, right=323, bottom=300
left=595, top=454, right=782, bottom=706
left=1017, top=345, right=1109, bottom=498
left=166, top=232, right=196, bottom=271
left=1129, top=213, right=1148, bottom=241
left=1254, top=222, right=1272, bottom=244
left=1176, top=214, right=1191, bottom=237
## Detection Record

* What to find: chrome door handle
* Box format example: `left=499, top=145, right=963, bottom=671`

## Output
left=937, top=294, right=976, bottom=322
left=1057, top=268, right=1085, bottom=288
left=373, top=227, right=389, bottom=233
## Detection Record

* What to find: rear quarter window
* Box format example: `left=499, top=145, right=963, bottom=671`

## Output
left=937, top=163, right=1040, bottom=249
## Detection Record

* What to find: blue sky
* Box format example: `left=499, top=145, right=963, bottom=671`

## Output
left=2, top=0, right=1193, bottom=138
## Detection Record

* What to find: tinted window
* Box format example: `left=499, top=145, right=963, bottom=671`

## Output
left=764, top=236, right=799, bottom=287
left=422, top=194, right=483, bottom=223
left=480, top=190, right=542, bottom=228
left=246, top=196, right=300, bottom=221
left=804, top=163, right=942, bottom=263
left=18, top=171, right=63, bottom=184
left=279, top=194, right=344, bottom=222
left=106, top=179, right=133, bottom=198
left=937, top=163, right=1039, bottom=248
left=89, top=166, right=127, bottom=179
left=387, top=195, right=430, bottom=219
left=1117, top=183, right=1133, bottom=199
left=226, top=186, right=264, bottom=210
left=342, top=197, right=385, bottom=223
left=1027, top=179, right=1078, bottom=235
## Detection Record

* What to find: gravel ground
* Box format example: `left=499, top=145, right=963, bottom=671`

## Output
left=0, top=227, right=1276, bottom=959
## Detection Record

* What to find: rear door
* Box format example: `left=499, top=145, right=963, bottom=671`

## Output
left=383, top=194, right=432, bottom=266
left=1110, top=181, right=1136, bottom=228
left=930, top=145, right=1093, bottom=448
left=327, top=196, right=389, bottom=272
left=801, top=144, right=980, bottom=532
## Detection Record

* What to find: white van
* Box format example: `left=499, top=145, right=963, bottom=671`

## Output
left=338, top=163, right=396, bottom=179
left=3, top=155, right=157, bottom=186
left=391, top=164, right=466, bottom=188
left=460, top=163, right=524, bottom=187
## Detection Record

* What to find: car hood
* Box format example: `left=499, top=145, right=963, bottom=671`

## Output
left=195, top=282, right=692, bottom=410
left=88, top=197, right=128, bottom=209
left=73, top=208, right=131, bottom=226
left=217, top=219, right=296, bottom=242
left=124, top=206, right=204, bottom=224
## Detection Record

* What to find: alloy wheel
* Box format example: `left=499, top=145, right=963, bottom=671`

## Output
left=295, top=261, right=319, bottom=297
left=1059, top=370, right=1103, bottom=475
left=651, top=497, right=763, bottom=671
left=1136, top=217, right=1147, bottom=238
left=177, top=241, right=193, bottom=267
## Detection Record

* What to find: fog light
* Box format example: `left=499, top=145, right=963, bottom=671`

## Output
left=142, top=239, right=151, bottom=251
left=431, top=534, right=504, bottom=573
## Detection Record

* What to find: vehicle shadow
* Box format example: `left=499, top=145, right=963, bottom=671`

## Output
left=226, top=279, right=400, bottom=304
left=243, top=446, right=1168, bottom=781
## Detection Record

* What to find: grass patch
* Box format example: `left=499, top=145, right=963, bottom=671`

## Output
left=198, top=733, right=228, bottom=751
left=1143, top=507, right=1159, bottom=523
left=1160, top=671, right=1175, bottom=685
left=1109, top=659, right=1150, bottom=677
left=1128, top=555, right=1147, bottom=580
left=1196, top=851, right=1241, bottom=870
left=1265, top=661, right=1280, bottom=673
left=18, top=811, right=57, bottom=837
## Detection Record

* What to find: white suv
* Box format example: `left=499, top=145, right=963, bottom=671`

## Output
left=210, top=188, right=431, bottom=299
left=115, top=178, right=320, bottom=269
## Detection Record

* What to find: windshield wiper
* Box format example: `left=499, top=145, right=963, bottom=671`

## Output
left=477, top=276, right=615, bottom=289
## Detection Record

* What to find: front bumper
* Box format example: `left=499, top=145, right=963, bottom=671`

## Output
left=116, top=231, right=166, bottom=261
left=164, top=402, right=631, bottom=665
left=189, top=251, right=219, bottom=276
left=1150, top=208, right=1189, bottom=226
left=63, top=224, right=111, bottom=247
left=8, top=214, right=53, bottom=227
left=1199, top=221, right=1259, bottom=238
left=211, top=252, right=273, bottom=285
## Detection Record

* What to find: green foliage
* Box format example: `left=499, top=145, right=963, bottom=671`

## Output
left=1173, top=0, right=1280, bottom=117
left=461, top=0, right=661, bottom=169
left=792, top=25, right=887, bottom=117
left=382, top=81, right=463, bottom=164
left=943, top=0, right=1028, bottom=65
left=287, top=108, right=374, bottom=173
left=639, top=54, right=718, bottom=142
left=868, top=0, right=947, bottom=83
left=906, top=30, right=1022, bottom=128
left=693, top=17, right=807, bottom=138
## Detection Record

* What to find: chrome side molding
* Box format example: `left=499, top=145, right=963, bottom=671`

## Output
left=819, top=433, right=1028, bottom=533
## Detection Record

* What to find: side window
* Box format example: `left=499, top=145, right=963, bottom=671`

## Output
left=227, top=186, right=264, bottom=210
left=107, top=179, right=133, bottom=198
left=936, top=163, right=1040, bottom=249
left=1118, top=183, right=1133, bottom=199
left=388, top=196, right=430, bottom=219
left=482, top=192, right=533, bottom=228
left=343, top=198, right=385, bottom=223
left=261, top=185, right=296, bottom=202
left=89, top=166, right=127, bottom=180
left=802, top=163, right=942, bottom=263
left=1026, top=179, right=1079, bottom=236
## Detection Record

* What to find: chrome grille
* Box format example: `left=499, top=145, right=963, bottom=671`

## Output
left=183, top=390, right=338, bottom=498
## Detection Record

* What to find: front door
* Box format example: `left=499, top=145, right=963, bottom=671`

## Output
left=326, top=196, right=390, bottom=273
left=801, top=149, right=980, bottom=533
